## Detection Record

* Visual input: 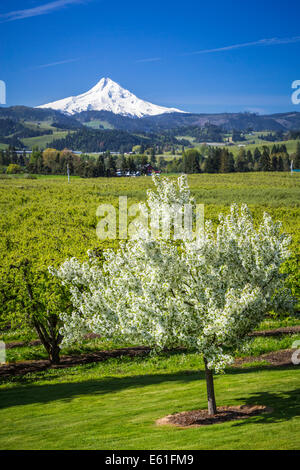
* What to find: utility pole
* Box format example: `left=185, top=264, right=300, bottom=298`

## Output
left=67, top=163, right=70, bottom=183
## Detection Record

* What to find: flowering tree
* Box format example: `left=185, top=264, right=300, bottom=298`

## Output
left=51, top=175, right=294, bottom=415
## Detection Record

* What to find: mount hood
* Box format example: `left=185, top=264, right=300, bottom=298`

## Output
left=37, top=77, right=185, bottom=118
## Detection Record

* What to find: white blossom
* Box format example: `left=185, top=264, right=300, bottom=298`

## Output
left=50, top=175, right=294, bottom=372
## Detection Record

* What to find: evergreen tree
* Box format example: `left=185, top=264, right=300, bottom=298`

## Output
left=106, top=155, right=116, bottom=177
left=235, top=149, right=247, bottom=172
left=271, top=144, right=277, bottom=155
left=259, top=148, right=271, bottom=171
left=254, top=147, right=261, bottom=163
left=141, top=155, right=148, bottom=166
left=220, top=149, right=234, bottom=173
left=294, top=142, right=300, bottom=169
left=278, top=156, right=284, bottom=171
left=271, top=155, right=278, bottom=171
left=150, top=147, right=156, bottom=165
left=182, top=149, right=201, bottom=174
left=283, top=155, right=291, bottom=172
left=128, top=157, right=137, bottom=172
left=246, top=150, right=253, bottom=164
left=211, top=148, right=221, bottom=172
left=28, top=146, right=43, bottom=173
left=203, top=155, right=215, bottom=173
left=95, top=155, right=105, bottom=177
left=279, top=144, right=287, bottom=154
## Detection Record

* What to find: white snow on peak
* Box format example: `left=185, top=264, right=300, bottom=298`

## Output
left=36, top=77, right=185, bottom=118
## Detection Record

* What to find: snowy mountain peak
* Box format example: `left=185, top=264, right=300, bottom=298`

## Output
left=36, top=77, right=186, bottom=118
left=90, top=77, right=114, bottom=91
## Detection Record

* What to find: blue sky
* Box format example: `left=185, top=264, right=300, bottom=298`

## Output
left=0, top=0, right=300, bottom=114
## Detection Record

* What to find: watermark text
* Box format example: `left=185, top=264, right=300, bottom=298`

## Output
left=0, top=80, right=6, bottom=104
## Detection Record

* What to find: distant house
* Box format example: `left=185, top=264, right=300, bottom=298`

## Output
left=116, top=164, right=160, bottom=177
left=116, top=169, right=141, bottom=177
left=16, top=150, right=32, bottom=155
left=144, top=164, right=161, bottom=175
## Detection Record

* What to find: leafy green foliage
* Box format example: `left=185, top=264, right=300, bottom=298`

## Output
left=0, top=172, right=299, bottom=362
left=1, top=259, right=71, bottom=363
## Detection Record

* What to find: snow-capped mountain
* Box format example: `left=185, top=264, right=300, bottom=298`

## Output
left=37, top=77, right=185, bottom=118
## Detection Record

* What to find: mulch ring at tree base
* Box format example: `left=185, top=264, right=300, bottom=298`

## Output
left=156, top=405, right=273, bottom=427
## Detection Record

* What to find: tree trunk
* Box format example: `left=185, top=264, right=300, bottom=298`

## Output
left=48, top=343, right=61, bottom=365
left=203, top=357, right=217, bottom=415
left=32, top=316, right=62, bottom=365
left=20, top=263, right=63, bottom=365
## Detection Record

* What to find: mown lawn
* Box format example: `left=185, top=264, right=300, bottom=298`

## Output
left=0, top=355, right=299, bottom=450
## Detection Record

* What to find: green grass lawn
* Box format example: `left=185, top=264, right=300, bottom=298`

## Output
left=0, top=354, right=299, bottom=450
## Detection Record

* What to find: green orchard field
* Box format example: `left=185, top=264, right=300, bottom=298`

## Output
left=0, top=172, right=300, bottom=450
left=0, top=171, right=299, bottom=285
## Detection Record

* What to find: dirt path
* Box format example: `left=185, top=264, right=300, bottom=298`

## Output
left=0, top=347, right=298, bottom=379
left=248, top=325, right=300, bottom=337
left=0, top=346, right=151, bottom=378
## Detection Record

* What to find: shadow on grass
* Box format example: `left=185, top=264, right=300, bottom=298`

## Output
left=0, top=362, right=299, bottom=426
left=231, top=388, right=300, bottom=426
left=0, top=369, right=202, bottom=410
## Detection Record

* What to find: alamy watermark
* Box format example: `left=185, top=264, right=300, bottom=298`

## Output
left=0, top=341, right=6, bottom=364
left=291, top=340, right=300, bottom=365
left=96, top=197, right=204, bottom=240
left=0, top=80, right=6, bottom=105
left=291, top=80, right=300, bottom=105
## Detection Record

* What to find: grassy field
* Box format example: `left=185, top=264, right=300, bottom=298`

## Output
left=84, top=120, right=115, bottom=130
left=21, top=130, right=71, bottom=149
left=223, top=139, right=299, bottom=157
left=175, top=133, right=299, bottom=157
left=0, top=353, right=299, bottom=449
left=0, top=172, right=299, bottom=449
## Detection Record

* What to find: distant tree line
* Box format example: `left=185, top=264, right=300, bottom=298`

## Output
left=0, top=146, right=163, bottom=177
left=258, top=132, right=284, bottom=142
left=165, top=142, right=300, bottom=173
left=1, top=142, right=300, bottom=176
left=49, top=128, right=184, bottom=154
left=166, top=123, right=224, bottom=143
